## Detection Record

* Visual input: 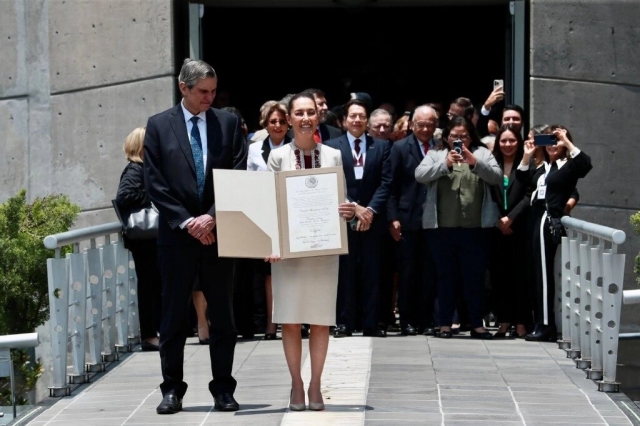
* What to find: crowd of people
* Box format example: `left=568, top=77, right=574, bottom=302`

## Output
left=113, top=58, right=592, bottom=415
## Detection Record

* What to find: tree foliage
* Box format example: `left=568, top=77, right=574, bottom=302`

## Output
left=0, top=189, right=81, bottom=335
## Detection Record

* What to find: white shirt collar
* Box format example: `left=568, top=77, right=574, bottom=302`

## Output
left=180, top=100, right=207, bottom=124
left=346, top=132, right=366, bottom=149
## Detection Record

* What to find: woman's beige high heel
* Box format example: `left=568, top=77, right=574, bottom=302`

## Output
left=308, top=390, right=325, bottom=411
left=288, top=389, right=305, bottom=411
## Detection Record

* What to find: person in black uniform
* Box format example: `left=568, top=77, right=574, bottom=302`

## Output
left=517, top=125, right=592, bottom=341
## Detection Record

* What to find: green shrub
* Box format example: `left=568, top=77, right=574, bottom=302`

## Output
left=632, top=211, right=640, bottom=285
left=0, top=189, right=81, bottom=405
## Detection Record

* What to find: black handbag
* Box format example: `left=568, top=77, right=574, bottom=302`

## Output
left=546, top=215, right=564, bottom=245
left=112, top=200, right=159, bottom=240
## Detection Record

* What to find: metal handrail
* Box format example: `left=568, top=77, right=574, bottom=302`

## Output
left=43, top=222, right=122, bottom=250
left=0, top=333, right=39, bottom=349
left=561, top=216, right=626, bottom=245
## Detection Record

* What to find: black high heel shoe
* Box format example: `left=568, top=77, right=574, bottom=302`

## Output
left=525, top=325, right=557, bottom=342
left=263, top=333, right=277, bottom=340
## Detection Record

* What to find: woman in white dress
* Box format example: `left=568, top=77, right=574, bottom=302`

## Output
left=266, top=92, right=355, bottom=411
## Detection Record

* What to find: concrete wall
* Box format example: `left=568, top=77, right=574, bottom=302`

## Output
left=530, top=0, right=640, bottom=330
left=0, top=0, right=175, bottom=401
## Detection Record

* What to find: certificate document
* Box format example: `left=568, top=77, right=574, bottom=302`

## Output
left=285, top=173, right=341, bottom=253
left=213, top=166, right=348, bottom=259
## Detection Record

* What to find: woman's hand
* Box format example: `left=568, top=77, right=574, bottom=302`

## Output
left=498, top=216, right=512, bottom=230
left=553, top=128, right=576, bottom=152
left=447, top=149, right=463, bottom=168
left=461, top=145, right=477, bottom=167
left=338, top=201, right=356, bottom=220
left=264, top=254, right=281, bottom=263
left=522, top=139, right=535, bottom=165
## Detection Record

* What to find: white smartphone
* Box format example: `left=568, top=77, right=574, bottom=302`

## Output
left=493, top=79, right=504, bottom=90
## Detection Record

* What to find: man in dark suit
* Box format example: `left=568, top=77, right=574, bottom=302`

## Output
left=144, top=59, right=247, bottom=415
left=325, top=99, right=392, bottom=338
left=387, top=105, right=441, bottom=337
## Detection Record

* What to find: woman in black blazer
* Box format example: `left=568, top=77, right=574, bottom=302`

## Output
left=489, top=124, right=531, bottom=338
left=518, top=125, right=592, bottom=341
left=115, top=127, right=162, bottom=351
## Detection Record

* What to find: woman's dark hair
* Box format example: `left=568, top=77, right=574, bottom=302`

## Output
left=447, top=116, right=484, bottom=149
left=528, top=124, right=550, bottom=165
left=492, top=124, right=524, bottom=167
left=287, top=92, right=317, bottom=114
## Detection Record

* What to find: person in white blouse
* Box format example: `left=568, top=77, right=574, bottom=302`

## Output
left=246, top=101, right=290, bottom=340
left=247, top=101, right=290, bottom=171
left=265, top=92, right=356, bottom=411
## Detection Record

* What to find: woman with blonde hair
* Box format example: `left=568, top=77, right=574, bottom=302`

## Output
left=115, top=126, right=162, bottom=351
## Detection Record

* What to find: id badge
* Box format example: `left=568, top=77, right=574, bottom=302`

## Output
left=537, top=184, right=547, bottom=199
left=354, top=166, right=364, bottom=180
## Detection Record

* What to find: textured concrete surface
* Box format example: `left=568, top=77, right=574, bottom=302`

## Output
left=49, top=76, right=174, bottom=210
left=25, top=332, right=638, bottom=425
left=48, top=0, right=173, bottom=93
left=530, top=0, right=640, bottom=327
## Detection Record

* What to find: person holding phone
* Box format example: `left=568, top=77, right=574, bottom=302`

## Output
left=517, top=125, right=592, bottom=341
left=415, top=116, right=502, bottom=339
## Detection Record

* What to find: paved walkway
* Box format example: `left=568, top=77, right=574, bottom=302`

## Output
left=25, top=332, right=640, bottom=425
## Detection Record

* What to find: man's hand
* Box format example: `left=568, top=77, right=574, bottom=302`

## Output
left=355, top=204, right=373, bottom=225
left=484, top=86, right=505, bottom=110
left=389, top=220, right=402, bottom=242
left=264, top=254, right=281, bottom=264
left=356, top=219, right=371, bottom=232
left=198, top=231, right=216, bottom=245
left=339, top=201, right=356, bottom=220
left=187, top=214, right=216, bottom=240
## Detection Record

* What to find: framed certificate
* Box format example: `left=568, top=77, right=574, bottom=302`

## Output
left=213, top=166, right=348, bottom=259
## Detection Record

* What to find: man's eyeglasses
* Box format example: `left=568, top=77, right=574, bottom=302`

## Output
left=370, top=124, right=391, bottom=130
left=446, top=112, right=458, bottom=119
left=269, top=119, right=287, bottom=125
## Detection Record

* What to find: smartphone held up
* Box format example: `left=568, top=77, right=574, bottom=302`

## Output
left=533, top=134, right=557, bottom=146
left=493, top=79, right=504, bottom=90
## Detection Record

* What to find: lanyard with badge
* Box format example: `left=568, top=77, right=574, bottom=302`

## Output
left=353, top=145, right=364, bottom=180
left=537, top=162, right=551, bottom=200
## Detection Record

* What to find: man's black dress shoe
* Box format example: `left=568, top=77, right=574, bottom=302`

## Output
left=333, top=324, right=352, bottom=338
left=525, top=325, right=557, bottom=342
left=157, top=391, right=182, bottom=414
left=214, top=392, right=239, bottom=412
left=422, top=327, right=437, bottom=336
left=199, top=338, right=210, bottom=345
left=363, top=328, right=387, bottom=337
left=470, top=329, right=493, bottom=340
left=400, top=325, right=417, bottom=336
left=437, top=330, right=453, bottom=339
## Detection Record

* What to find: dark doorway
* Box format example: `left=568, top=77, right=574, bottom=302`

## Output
left=202, top=5, right=509, bottom=131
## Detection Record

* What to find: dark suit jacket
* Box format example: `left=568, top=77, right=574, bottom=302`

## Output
left=324, top=133, right=392, bottom=216
left=386, top=134, right=432, bottom=232
left=144, top=104, right=247, bottom=246
left=287, top=123, right=342, bottom=142
left=489, top=164, right=530, bottom=230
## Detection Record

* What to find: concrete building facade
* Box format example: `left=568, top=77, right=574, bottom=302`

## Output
left=1, top=0, right=639, bottom=400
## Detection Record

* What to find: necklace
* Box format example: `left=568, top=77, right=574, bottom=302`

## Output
left=294, top=145, right=321, bottom=169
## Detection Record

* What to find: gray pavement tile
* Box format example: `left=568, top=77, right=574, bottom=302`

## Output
left=444, top=413, right=523, bottom=421
left=365, top=399, right=442, bottom=413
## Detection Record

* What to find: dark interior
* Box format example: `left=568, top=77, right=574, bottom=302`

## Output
left=202, top=5, right=510, bottom=130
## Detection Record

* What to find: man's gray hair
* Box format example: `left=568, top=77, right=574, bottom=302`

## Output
left=178, top=58, right=216, bottom=88
left=412, top=105, right=438, bottom=121
left=368, top=108, right=392, bottom=125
